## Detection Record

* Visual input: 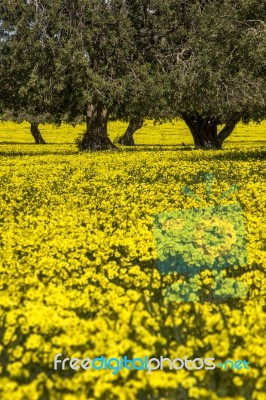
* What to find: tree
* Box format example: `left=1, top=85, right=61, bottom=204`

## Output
left=49, top=0, right=140, bottom=151
left=117, top=0, right=182, bottom=146
left=30, top=122, right=46, bottom=144
left=0, top=0, right=67, bottom=144
left=1, top=0, right=151, bottom=150
left=57, top=0, right=174, bottom=149
left=1, top=0, right=265, bottom=150
left=163, top=0, right=266, bottom=148
left=116, top=1, right=159, bottom=146
left=118, top=118, right=143, bottom=146
left=115, top=65, right=169, bottom=146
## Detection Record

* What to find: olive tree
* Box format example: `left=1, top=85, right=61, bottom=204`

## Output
left=165, top=0, right=266, bottom=148
left=0, top=0, right=68, bottom=144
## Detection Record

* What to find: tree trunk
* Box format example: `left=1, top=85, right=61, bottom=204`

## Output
left=217, top=116, right=240, bottom=145
left=118, top=118, right=144, bottom=146
left=80, top=104, right=117, bottom=151
left=182, top=114, right=221, bottom=149
left=182, top=113, right=239, bottom=149
left=30, top=123, right=46, bottom=144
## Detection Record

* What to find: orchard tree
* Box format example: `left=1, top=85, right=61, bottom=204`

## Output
left=57, top=0, right=175, bottom=150
left=1, top=0, right=265, bottom=150
left=51, top=0, right=139, bottom=151
left=0, top=0, right=68, bottom=144
left=117, top=1, right=162, bottom=146
left=117, top=0, right=184, bottom=146
left=164, top=0, right=266, bottom=148
left=1, top=0, right=143, bottom=150
left=116, top=68, right=169, bottom=146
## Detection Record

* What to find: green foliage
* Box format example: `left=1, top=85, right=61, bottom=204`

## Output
left=163, top=0, right=266, bottom=123
left=0, top=0, right=67, bottom=125
left=0, top=0, right=265, bottom=143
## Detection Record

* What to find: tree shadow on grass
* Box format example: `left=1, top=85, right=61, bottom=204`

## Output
left=0, top=150, right=77, bottom=157
left=211, top=149, right=266, bottom=161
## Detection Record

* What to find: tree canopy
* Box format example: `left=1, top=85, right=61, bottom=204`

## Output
left=157, top=0, right=266, bottom=148
left=0, top=0, right=265, bottom=149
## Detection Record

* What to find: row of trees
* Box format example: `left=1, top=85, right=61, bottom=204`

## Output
left=0, top=0, right=266, bottom=150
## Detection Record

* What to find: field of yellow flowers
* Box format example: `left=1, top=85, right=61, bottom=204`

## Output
left=0, top=121, right=265, bottom=400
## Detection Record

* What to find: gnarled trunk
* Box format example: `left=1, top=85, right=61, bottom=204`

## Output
left=118, top=118, right=144, bottom=146
left=80, top=104, right=117, bottom=151
left=217, top=117, right=240, bottom=145
left=182, top=113, right=240, bottom=149
left=182, top=114, right=221, bottom=149
left=30, top=123, right=46, bottom=144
